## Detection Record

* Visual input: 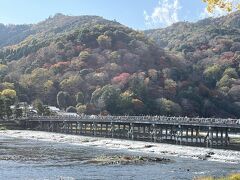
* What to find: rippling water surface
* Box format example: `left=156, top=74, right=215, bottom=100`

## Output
left=0, top=136, right=239, bottom=180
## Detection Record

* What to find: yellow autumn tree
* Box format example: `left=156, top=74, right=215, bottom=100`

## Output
left=1, top=89, right=17, bottom=98
left=203, top=0, right=240, bottom=12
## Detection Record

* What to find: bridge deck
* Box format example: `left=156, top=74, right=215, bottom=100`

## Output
left=23, top=116, right=240, bottom=129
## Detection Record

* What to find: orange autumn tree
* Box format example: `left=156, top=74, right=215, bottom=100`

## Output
left=203, top=0, right=240, bottom=12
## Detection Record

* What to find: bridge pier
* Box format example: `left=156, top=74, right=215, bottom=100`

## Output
left=79, top=122, right=83, bottom=135
left=165, top=126, right=167, bottom=140
left=208, top=127, right=213, bottom=148
left=186, top=128, right=189, bottom=143
left=196, top=128, right=199, bottom=144
left=84, top=123, right=87, bottom=134
left=100, top=123, right=103, bottom=136
left=159, top=126, right=162, bottom=142
left=110, top=122, right=114, bottom=138
left=170, top=126, right=173, bottom=141
left=205, top=127, right=230, bottom=148
left=180, top=125, right=183, bottom=145
left=39, top=121, right=43, bottom=130
left=152, top=124, right=156, bottom=142
left=225, top=128, right=229, bottom=146
left=66, top=122, right=69, bottom=134
left=123, top=124, right=126, bottom=138
left=191, top=128, right=194, bottom=143
left=220, top=129, right=223, bottom=146
left=216, top=129, right=219, bottom=146
left=93, top=122, right=96, bottom=136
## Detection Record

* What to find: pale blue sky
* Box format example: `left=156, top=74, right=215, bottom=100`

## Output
left=0, top=0, right=217, bottom=29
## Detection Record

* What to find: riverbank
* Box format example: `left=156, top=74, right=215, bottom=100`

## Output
left=0, top=130, right=240, bottom=164
left=196, top=173, right=240, bottom=180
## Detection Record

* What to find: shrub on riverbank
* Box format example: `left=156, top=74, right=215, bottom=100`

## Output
left=196, top=173, right=240, bottom=180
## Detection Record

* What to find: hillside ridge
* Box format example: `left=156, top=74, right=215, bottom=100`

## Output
left=0, top=12, right=239, bottom=118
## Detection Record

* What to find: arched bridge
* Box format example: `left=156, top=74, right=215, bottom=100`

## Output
left=21, top=115, right=240, bottom=148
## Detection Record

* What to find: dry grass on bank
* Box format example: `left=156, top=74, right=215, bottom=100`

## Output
left=195, top=173, right=240, bottom=180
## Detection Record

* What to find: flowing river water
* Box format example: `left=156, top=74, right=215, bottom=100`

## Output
left=0, top=133, right=240, bottom=180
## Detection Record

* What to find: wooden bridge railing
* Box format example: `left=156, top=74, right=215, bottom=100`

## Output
left=21, top=115, right=240, bottom=128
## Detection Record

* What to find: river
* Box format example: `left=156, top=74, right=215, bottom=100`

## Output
left=0, top=131, right=240, bottom=180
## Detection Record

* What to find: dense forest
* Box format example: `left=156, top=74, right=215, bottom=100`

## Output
left=0, top=12, right=240, bottom=118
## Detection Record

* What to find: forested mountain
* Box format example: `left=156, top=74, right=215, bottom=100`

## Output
left=0, top=12, right=239, bottom=118
left=0, top=24, right=32, bottom=48
left=146, top=11, right=240, bottom=118
left=0, top=14, right=121, bottom=60
left=145, top=11, right=240, bottom=50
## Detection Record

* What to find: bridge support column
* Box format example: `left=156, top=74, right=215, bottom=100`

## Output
left=70, top=122, right=73, bottom=134
left=137, top=126, right=140, bottom=139
left=196, top=127, right=199, bottom=144
left=191, top=128, right=194, bottom=143
left=130, top=123, right=134, bottom=140
left=100, top=123, right=103, bottom=136
left=44, top=122, right=47, bottom=131
left=111, top=122, right=114, bottom=138
left=67, top=122, right=70, bottom=134
left=84, top=123, right=87, bottom=134
left=220, top=129, right=223, bottom=146
left=165, top=127, right=168, bottom=140
left=58, top=122, right=61, bottom=132
left=106, top=124, right=109, bottom=137
left=186, top=128, right=189, bottom=143
left=143, top=126, right=146, bottom=140
left=159, top=126, right=163, bottom=142
left=123, top=124, right=126, bottom=138
left=225, top=128, right=229, bottom=146
left=93, top=122, right=96, bottom=136
left=179, top=125, right=183, bottom=145
left=39, top=121, right=43, bottom=131
left=89, top=123, right=93, bottom=135
left=79, top=122, right=83, bottom=135
left=72, top=122, right=75, bottom=134
left=118, top=124, right=121, bottom=138
left=74, top=122, right=78, bottom=134
left=207, top=127, right=213, bottom=148
left=50, top=121, right=54, bottom=132
left=68, top=122, right=71, bottom=134
left=63, top=122, right=67, bottom=133
left=170, top=126, right=173, bottom=141
left=46, top=122, right=49, bottom=132
left=51, top=122, right=55, bottom=132
left=152, top=124, right=157, bottom=142
left=127, top=124, right=130, bottom=139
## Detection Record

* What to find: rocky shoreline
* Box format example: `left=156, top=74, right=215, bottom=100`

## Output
left=85, top=155, right=172, bottom=165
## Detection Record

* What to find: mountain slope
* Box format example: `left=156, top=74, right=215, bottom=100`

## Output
left=1, top=14, right=186, bottom=116
left=0, top=13, right=239, bottom=118
left=0, top=14, right=123, bottom=61
left=146, top=11, right=240, bottom=118
left=0, top=14, right=120, bottom=48
left=0, top=24, right=32, bottom=48
left=145, top=11, right=240, bottom=50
